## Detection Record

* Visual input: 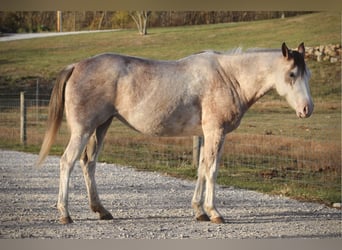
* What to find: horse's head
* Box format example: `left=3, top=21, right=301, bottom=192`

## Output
left=275, top=42, right=314, bottom=118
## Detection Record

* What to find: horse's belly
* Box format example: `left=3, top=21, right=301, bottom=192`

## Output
left=125, top=110, right=202, bottom=137
left=161, top=114, right=203, bottom=136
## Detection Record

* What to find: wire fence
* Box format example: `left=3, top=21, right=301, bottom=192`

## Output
left=0, top=92, right=340, bottom=204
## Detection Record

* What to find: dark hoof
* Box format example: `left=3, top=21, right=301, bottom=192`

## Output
left=99, top=212, right=114, bottom=220
left=60, top=216, right=73, bottom=224
left=211, top=216, right=225, bottom=224
left=196, top=214, right=210, bottom=222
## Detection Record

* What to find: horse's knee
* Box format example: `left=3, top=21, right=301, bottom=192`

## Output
left=82, top=160, right=96, bottom=175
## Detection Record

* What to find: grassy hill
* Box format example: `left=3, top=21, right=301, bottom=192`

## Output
left=0, top=12, right=340, bottom=80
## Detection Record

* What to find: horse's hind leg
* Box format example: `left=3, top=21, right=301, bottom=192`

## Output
left=58, top=132, right=90, bottom=224
left=80, top=117, right=113, bottom=220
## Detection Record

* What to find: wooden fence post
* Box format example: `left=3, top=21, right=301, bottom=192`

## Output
left=192, top=136, right=203, bottom=168
left=20, top=91, right=27, bottom=146
left=57, top=10, right=62, bottom=32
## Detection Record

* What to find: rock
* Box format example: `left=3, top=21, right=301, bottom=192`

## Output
left=306, top=47, right=314, bottom=55
left=330, top=57, right=338, bottom=63
left=323, top=55, right=330, bottom=61
left=314, top=50, right=322, bottom=57
left=325, top=48, right=336, bottom=57
left=332, top=203, right=341, bottom=208
left=304, top=44, right=341, bottom=63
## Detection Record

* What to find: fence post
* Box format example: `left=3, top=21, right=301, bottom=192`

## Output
left=36, top=79, right=39, bottom=124
left=192, top=136, right=203, bottom=168
left=20, top=91, right=27, bottom=146
left=57, top=10, right=62, bottom=32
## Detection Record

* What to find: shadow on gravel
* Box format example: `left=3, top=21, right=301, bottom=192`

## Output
left=228, top=210, right=341, bottom=224
left=267, top=233, right=341, bottom=239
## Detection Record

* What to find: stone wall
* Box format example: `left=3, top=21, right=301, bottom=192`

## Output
left=304, top=44, right=341, bottom=63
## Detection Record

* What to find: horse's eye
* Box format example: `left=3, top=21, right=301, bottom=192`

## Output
left=289, top=72, right=296, bottom=78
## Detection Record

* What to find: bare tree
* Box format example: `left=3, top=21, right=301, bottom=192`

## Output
left=129, top=11, right=151, bottom=35
left=112, top=11, right=131, bottom=29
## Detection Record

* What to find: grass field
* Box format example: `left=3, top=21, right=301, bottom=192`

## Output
left=0, top=12, right=340, bottom=81
left=0, top=12, right=340, bottom=206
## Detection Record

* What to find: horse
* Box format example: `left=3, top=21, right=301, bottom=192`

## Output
left=37, top=42, right=313, bottom=224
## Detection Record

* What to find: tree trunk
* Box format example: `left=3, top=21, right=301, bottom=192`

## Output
left=130, top=11, right=151, bottom=35
left=98, top=11, right=105, bottom=30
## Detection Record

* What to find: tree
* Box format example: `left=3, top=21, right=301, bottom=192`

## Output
left=129, top=11, right=151, bottom=35
left=111, top=11, right=131, bottom=29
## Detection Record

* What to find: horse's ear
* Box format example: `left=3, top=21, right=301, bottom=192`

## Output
left=282, top=42, right=289, bottom=58
left=298, top=42, right=305, bottom=55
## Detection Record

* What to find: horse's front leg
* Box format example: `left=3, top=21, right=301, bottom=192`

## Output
left=192, top=130, right=226, bottom=224
left=203, top=162, right=224, bottom=223
left=204, top=132, right=225, bottom=223
left=192, top=142, right=210, bottom=222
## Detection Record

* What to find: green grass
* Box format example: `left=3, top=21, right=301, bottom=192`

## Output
left=0, top=12, right=340, bottom=80
left=0, top=12, right=340, bottom=206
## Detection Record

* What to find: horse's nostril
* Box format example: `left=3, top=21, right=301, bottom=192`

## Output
left=297, top=105, right=309, bottom=118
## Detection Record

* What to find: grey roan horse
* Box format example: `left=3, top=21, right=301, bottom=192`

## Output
left=37, top=42, right=313, bottom=224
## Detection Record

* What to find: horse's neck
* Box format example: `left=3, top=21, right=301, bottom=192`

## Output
left=218, top=52, right=278, bottom=108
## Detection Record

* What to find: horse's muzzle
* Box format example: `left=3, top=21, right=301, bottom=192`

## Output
left=297, top=102, right=314, bottom=118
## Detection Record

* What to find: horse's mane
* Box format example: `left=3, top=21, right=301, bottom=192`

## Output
left=245, top=48, right=281, bottom=53
left=195, top=47, right=281, bottom=56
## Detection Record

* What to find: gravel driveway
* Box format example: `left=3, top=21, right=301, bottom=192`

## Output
left=0, top=149, right=340, bottom=239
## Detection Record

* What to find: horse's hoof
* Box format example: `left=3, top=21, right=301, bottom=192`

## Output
left=99, top=212, right=114, bottom=220
left=60, top=216, right=73, bottom=224
left=211, top=216, right=225, bottom=224
left=196, top=214, right=210, bottom=222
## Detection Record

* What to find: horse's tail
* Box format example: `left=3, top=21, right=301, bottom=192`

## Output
left=36, top=64, right=75, bottom=167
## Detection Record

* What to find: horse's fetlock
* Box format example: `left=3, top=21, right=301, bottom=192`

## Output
left=204, top=205, right=213, bottom=213
left=191, top=201, right=201, bottom=209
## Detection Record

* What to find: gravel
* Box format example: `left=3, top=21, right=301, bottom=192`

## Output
left=0, top=149, right=341, bottom=239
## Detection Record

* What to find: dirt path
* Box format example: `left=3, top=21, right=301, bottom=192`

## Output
left=0, top=150, right=340, bottom=239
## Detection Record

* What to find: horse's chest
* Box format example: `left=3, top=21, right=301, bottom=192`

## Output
left=222, top=112, right=243, bottom=133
